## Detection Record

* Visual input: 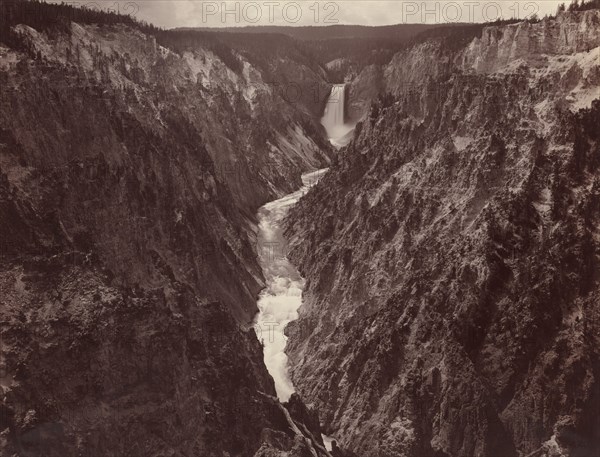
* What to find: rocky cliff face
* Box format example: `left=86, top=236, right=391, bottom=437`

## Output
left=285, top=11, right=600, bottom=457
left=0, top=6, right=331, bottom=456
left=349, top=11, right=600, bottom=123
left=461, top=10, right=600, bottom=73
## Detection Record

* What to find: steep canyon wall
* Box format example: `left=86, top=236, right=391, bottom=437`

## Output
left=285, top=10, right=600, bottom=457
left=0, top=6, right=331, bottom=456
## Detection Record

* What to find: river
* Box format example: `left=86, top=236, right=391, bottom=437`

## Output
left=254, top=168, right=328, bottom=401
left=253, top=82, right=350, bottom=452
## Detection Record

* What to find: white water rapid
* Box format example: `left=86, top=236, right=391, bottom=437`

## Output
left=254, top=169, right=328, bottom=402
left=321, top=83, right=355, bottom=148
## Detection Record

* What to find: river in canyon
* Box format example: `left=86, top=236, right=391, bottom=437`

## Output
left=253, top=168, right=328, bottom=402
left=253, top=83, right=352, bottom=451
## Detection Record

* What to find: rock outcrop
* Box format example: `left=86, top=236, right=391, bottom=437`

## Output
left=349, top=10, right=600, bottom=123
left=285, top=11, right=600, bottom=457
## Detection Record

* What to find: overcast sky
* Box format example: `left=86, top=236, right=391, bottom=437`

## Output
left=61, top=1, right=568, bottom=28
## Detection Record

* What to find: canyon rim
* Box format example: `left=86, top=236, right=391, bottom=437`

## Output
left=1, top=1, right=599, bottom=456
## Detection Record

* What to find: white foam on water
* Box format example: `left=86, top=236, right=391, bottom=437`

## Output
left=322, top=434, right=335, bottom=451
left=254, top=169, right=328, bottom=402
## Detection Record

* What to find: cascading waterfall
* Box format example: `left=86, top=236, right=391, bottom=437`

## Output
left=322, top=84, right=346, bottom=130
left=321, top=83, right=355, bottom=148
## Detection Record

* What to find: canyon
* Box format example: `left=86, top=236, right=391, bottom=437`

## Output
left=1, top=2, right=599, bottom=457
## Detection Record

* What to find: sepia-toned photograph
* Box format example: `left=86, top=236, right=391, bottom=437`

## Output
left=1, top=0, right=599, bottom=456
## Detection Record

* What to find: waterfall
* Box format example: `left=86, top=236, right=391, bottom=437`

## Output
left=322, top=84, right=346, bottom=130
left=321, top=84, right=354, bottom=148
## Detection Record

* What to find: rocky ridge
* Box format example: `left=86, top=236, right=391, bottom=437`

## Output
left=348, top=10, right=600, bottom=123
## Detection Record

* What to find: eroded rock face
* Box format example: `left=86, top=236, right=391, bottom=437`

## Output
left=285, top=12, right=600, bottom=457
left=350, top=10, right=600, bottom=123
left=462, top=10, right=600, bottom=73
left=0, top=13, right=330, bottom=457
left=0, top=267, right=281, bottom=456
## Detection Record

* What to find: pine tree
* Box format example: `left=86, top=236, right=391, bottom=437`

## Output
left=568, top=0, right=579, bottom=12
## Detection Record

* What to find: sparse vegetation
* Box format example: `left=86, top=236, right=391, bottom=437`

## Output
left=558, top=0, right=600, bottom=14
left=0, top=0, right=246, bottom=73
